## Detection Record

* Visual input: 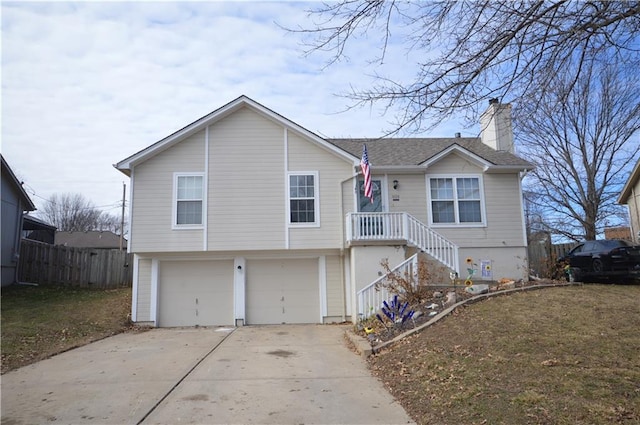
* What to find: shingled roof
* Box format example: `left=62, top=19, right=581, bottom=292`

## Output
left=55, top=231, right=126, bottom=249
left=327, top=137, right=533, bottom=168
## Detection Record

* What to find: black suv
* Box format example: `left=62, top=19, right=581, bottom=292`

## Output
left=561, top=240, right=640, bottom=282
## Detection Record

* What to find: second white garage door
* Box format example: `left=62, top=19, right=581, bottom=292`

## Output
left=158, top=260, right=234, bottom=327
left=246, top=258, right=319, bottom=324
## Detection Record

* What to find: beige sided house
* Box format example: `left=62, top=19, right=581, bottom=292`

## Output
left=618, top=159, right=640, bottom=244
left=115, top=96, right=533, bottom=327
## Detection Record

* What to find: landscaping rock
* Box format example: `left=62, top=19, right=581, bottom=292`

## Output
left=465, top=284, right=490, bottom=294
left=444, top=291, right=457, bottom=306
left=499, top=281, right=516, bottom=290
left=433, top=291, right=443, bottom=298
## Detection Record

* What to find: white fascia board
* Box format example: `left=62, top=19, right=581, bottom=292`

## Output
left=243, top=99, right=359, bottom=165
left=115, top=96, right=249, bottom=173
left=419, top=144, right=533, bottom=174
left=115, top=95, right=360, bottom=174
left=420, top=144, right=492, bottom=169
left=618, top=159, right=640, bottom=204
left=368, top=165, right=430, bottom=174
left=483, top=165, right=535, bottom=174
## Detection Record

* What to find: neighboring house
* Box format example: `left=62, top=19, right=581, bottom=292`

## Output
left=618, top=158, right=640, bottom=244
left=55, top=230, right=126, bottom=250
left=115, top=96, right=533, bottom=327
left=1, top=155, right=36, bottom=286
left=23, top=214, right=57, bottom=244
left=604, top=226, right=632, bottom=241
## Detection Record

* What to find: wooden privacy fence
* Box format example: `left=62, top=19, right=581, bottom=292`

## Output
left=528, top=241, right=576, bottom=278
left=18, top=239, right=133, bottom=288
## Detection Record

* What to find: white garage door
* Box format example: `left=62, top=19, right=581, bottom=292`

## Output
left=246, top=258, right=319, bottom=324
left=158, top=260, right=234, bottom=327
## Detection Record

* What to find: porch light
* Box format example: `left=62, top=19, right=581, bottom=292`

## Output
left=393, top=180, right=399, bottom=190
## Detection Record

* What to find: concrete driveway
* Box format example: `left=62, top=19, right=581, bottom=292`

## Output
left=1, top=325, right=414, bottom=425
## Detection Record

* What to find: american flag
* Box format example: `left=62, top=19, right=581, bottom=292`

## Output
left=361, top=144, right=373, bottom=203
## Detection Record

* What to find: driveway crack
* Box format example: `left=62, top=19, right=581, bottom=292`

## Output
left=136, top=328, right=236, bottom=424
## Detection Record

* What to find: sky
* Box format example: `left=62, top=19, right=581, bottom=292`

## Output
left=1, top=1, right=478, bottom=220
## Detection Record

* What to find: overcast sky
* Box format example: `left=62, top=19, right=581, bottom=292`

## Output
left=2, top=1, right=474, bottom=219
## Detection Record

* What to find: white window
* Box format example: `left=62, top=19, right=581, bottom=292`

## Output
left=173, top=173, right=204, bottom=228
left=288, top=172, right=319, bottom=226
left=428, top=176, right=485, bottom=225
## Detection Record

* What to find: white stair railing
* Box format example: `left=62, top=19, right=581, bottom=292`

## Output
left=404, top=214, right=460, bottom=274
left=346, top=212, right=460, bottom=274
left=357, top=254, right=419, bottom=320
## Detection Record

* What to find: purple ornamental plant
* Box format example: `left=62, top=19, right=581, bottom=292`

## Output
left=376, top=294, right=414, bottom=329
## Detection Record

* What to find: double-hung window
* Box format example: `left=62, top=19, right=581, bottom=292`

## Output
left=428, top=176, right=484, bottom=225
left=174, top=173, right=204, bottom=228
left=288, top=172, right=319, bottom=226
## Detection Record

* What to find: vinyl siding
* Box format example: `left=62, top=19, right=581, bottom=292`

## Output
left=288, top=131, right=353, bottom=249
left=207, top=107, right=285, bottom=250
left=342, top=178, right=357, bottom=219
left=130, top=131, right=205, bottom=252
left=425, top=154, right=526, bottom=247
left=627, top=178, right=640, bottom=244
left=325, top=255, right=344, bottom=318
left=388, top=174, right=428, bottom=223
left=136, top=258, right=152, bottom=322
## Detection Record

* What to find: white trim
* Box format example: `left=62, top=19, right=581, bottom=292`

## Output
left=319, top=256, right=327, bottom=320
left=131, top=254, right=139, bottom=322
left=420, top=144, right=492, bottom=169
left=203, top=127, right=210, bottom=250
left=344, top=253, right=352, bottom=318
left=127, top=170, right=134, bottom=252
left=286, top=171, right=321, bottom=228
left=115, top=95, right=359, bottom=172
left=150, top=258, right=159, bottom=326
left=172, top=172, right=205, bottom=230
left=234, top=257, right=246, bottom=324
left=356, top=175, right=387, bottom=212
left=518, top=173, right=528, bottom=245
left=618, top=159, right=640, bottom=203
left=426, top=174, right=487, bottom=227
left=284, top=128, right=290, bottom=249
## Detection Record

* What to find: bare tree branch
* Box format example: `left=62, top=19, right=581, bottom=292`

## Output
left=39, top=193, right=126, bottom=234
left=517, top=59, right=640, bottom=241
left=291, top=0, right=640, bottom=133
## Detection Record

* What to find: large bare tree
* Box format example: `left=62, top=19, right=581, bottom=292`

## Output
left=516, top=59, right=640, bottom=241
left=296, top=0, right=640, bottom=132
left=40, top=193, right=122, bottom=233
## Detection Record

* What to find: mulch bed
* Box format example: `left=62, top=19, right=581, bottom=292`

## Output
left=356, top=279, right=546, bottom=345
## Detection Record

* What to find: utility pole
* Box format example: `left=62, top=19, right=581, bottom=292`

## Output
left=120, top=182, right=126, bottom=251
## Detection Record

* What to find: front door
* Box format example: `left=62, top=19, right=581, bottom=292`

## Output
left=358, top=179, right=383, bottom=212
left=358, top=179, right=384, bottom=237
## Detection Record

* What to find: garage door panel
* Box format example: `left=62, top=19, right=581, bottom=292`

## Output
left=246, top=259, right=319, bottom=324
left=159, top=260, right=233, bottom=327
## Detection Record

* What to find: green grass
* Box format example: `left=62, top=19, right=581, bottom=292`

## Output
left=368, top=284, right=640, bottom=424
left=1, top=284, right=132, bottom=373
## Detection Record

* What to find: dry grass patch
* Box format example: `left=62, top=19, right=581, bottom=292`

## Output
left=369, top=284, right=640, bottom=425
left=1, top=285, right=133, bottom=373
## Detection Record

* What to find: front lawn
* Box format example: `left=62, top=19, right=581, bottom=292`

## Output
left=369, top=284, right=640, bottom=424
left=1, top=285, right=133, bottom=373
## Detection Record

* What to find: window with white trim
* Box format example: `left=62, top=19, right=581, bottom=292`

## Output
left=428, top=176, right=484, bottom=225
left=174, top=173, right=204, bottom=227
left=288, top=172, right=318, bottom=225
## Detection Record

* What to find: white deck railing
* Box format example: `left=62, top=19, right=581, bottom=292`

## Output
left=346, top=212, right=460, bottom=273
left=356, top=254, right=419, bottom=319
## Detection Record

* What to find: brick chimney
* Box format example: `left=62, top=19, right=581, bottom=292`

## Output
left=480, top=98, right=514, bottom=153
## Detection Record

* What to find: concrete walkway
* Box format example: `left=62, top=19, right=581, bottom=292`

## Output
left=1, top=325, right=414, bottom=425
